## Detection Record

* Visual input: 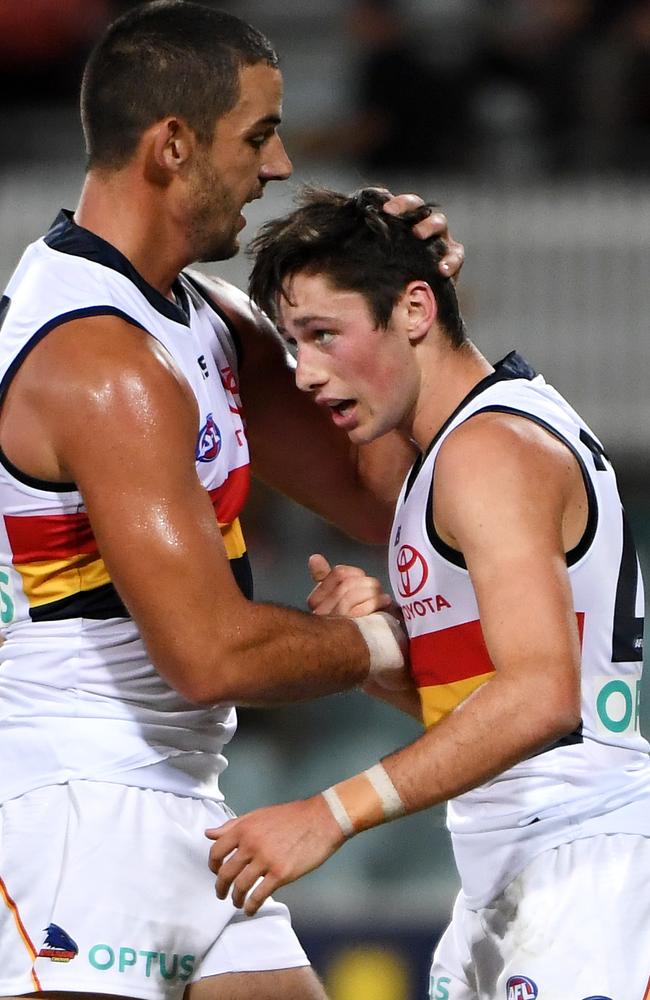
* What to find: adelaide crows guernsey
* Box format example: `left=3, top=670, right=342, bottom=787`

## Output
left=0, top=211, right=251, bottom=802
left=389, top=352, right=650, bottom=907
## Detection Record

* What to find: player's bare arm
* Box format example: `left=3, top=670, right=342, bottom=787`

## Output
left=206, top=413, right=585, bottom=912
left=0, top=315, right=409, bottom=705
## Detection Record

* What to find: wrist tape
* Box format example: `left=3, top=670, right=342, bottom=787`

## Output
left=322, top=763, right=405, bottom=838
left=353, top=611, right=406, bottom=681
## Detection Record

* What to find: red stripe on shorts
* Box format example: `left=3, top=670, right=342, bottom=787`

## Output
left=0, top=875, right=42, bottom=991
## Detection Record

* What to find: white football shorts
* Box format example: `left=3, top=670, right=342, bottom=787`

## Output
left=429, top=833, right=650, bottom=1000
left=0, top=780, right=309, bottom=1000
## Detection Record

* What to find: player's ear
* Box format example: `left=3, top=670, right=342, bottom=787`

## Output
left=402, top=281, right=437, bottom=344
left=150, top=117, right=195, bottom=173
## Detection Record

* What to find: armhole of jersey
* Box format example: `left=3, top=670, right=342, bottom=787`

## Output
left=181, top=272, right=244, bottom=373
left=0, top=305, right=147, bottom=492
left=424, top=405, right=599, bottom=570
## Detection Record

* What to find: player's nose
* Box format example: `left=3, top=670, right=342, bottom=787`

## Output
left=260, top=133, right=292, bottom=182
left=294, top=348, right=327, bottom=393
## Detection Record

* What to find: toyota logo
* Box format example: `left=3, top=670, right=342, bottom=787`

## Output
left=396, top=544, right=429, bottom=597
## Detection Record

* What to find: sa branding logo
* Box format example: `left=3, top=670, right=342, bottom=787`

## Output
left=396, top=544, right=428, bottom=597
left=196, top=413, right=221, bottom=463
left=506, top=977, right=538, bottom=1000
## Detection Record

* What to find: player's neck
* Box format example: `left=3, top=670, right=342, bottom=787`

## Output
left=409, top=341, right=493, bottom=450
left=75, top=171, right=190, bottom=301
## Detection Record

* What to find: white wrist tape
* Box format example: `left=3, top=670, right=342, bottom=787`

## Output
left=321, top=762, right=405, bottom=838
left=322, top=786, right=355, bottom=838
left=353, top=611, right=407, bottom=688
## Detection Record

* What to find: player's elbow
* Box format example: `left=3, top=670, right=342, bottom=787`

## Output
left=533, top=682, right=582, bottom=747
left=151, top=641, right=254, bottom=706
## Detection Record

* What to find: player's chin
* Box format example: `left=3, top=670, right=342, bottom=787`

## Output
left=346, top=422, right=380, bottom=446
left=199, top=235, right=240, bottom=264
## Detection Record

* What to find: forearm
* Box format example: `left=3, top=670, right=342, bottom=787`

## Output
left=146, top=601, right=406, bottom=706
left=327, top=667, right=580, bottom=832
left=212, top=602, right=370, bottom=705
left=361, top=677, right=423, bottom=722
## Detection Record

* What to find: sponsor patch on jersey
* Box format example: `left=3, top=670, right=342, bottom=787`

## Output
left=594, top=676, right=641, bottom=736
left=395, top=544, right=429, bottom=597
left=196, top=413, right=222, bottom=462
left=38, top=923, right=78, bottom=962
left=506, top=976, right=538, bottom=1000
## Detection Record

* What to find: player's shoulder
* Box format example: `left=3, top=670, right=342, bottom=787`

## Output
left=438, top=408, right=573, bottom=489
left=185, top=270, right=272, bottom=335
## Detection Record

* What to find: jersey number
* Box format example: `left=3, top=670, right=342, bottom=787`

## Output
left=581, top=430, right=644, bottom=662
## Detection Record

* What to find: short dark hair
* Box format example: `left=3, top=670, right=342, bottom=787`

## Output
left=81, top=0, right=279, bottom=169
left=248, top=187, right=466, bottom=345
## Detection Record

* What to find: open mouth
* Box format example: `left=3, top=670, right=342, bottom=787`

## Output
left=328, top=399, right=355, bottom=415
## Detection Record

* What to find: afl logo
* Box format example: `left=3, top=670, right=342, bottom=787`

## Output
left=396, top=544, right=429, bottom=598
left=506, top=977, right=538, bottom=1000
left=196, top=413, right=222, bottom=463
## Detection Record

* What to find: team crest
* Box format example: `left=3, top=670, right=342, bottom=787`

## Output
left=506, top=977, right=538, bottom=1000
left=196, top=413, right=222, bottom=463
left=38, top=923, right=78, bottom=962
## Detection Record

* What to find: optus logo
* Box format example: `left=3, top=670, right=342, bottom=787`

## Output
left=396, top=544, right=429, bottom=597
left=88, top=945, right=194, bottom=982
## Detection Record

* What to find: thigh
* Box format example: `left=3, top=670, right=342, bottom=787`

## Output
left=474, top=834, right=650, bottom=999
left=186, top=966, right=327, bottom=1000
left=0, top=784, right=308, bottom=1000
left=428, top=894, right=478, bottom=1000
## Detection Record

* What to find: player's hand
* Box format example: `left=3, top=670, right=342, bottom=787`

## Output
left=307, top=553, right=393, bottom=617
left=381, top=192, right=465, bottom=278
left=206, top=796, right=344, bottom=916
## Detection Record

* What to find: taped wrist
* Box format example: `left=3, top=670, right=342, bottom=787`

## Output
left=353, top=611, right=406, bottom=680
left=321, top=763, right=405, bottom=838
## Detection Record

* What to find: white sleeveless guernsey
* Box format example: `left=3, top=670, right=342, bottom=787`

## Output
left=388, top=352, right=650, bottom=907
left=0, top=211, right=251, bottom=803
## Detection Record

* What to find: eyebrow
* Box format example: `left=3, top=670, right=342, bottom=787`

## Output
left=250, top=114, right=282, bottom=130
left=289, top=315, right=336, bottom=328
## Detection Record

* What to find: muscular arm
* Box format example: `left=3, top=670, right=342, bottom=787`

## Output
left=0, top=316, right=398, bottom=705
left=207, top=414, right=586, bottom=911
left=380, top=414, right=584, bottom=805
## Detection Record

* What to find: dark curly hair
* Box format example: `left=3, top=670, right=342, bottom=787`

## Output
left=248, top=186, right=466, bottom=345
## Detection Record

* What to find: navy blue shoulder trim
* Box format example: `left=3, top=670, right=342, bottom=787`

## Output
left=405, top=351, right=535, bottom=502
left=424, top=405, right=598, bottom=571
left=45, top=210, right=190, bottom=326
left=181, top=271, right=244, bottom=370
left=0, top=306, right=148, bottom=491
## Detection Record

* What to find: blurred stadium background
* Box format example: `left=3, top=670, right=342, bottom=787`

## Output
left=1, top=1, right=648, bottom=996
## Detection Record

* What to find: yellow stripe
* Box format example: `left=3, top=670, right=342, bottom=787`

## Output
left=14, top=553, right=111, bottom=608
left=15, top=521, right=245, bottom=608
left=419, top=671, right=495, bottom=728
left=220, top=518, right=246, bottom=560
